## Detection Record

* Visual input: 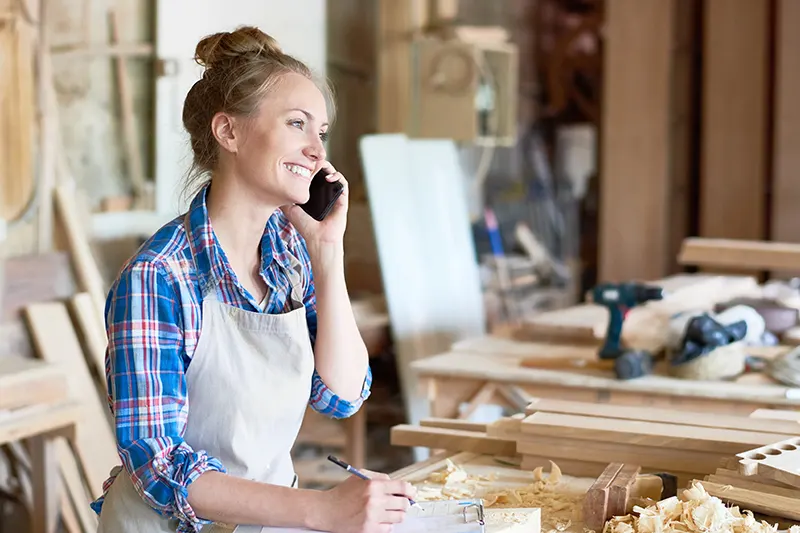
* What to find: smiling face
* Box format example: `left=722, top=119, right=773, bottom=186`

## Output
left=216, top=72, right=330, bottom=207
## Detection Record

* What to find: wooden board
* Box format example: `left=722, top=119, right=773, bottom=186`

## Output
left=770, top=0, right=800, bottom=277
left=2, top=252, right=75, bottom=321
left=390, top=424, right=517, bottom=457
left=699, top=0, right=770, bottom=247
left=525, top=398, right=800, bottom=434
left=0, top=357, right=67, bottom=410
left=598, top=0, right=679, bottom=282
left=697, top=480, right=800, bottom=521
left=736, top=436, right=800, bottom=489
left=679, top=238, right=800, bottom=273
left=520, top=412, right=789, bottom=454
left=25, top=302, right=119, bottom=499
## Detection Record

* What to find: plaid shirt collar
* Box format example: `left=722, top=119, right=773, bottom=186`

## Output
left=185, top=182, right=295, bottom=296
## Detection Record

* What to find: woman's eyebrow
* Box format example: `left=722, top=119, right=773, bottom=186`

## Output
left=288, top=108, right=329, bottom=127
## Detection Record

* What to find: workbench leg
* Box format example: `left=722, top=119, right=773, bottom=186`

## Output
left=345, top=407, right=366, bottom=469
left=30, top=435, right=60, bottom=533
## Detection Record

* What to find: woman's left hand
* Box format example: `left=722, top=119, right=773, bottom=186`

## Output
left=282, top=161, right=349, bottom=249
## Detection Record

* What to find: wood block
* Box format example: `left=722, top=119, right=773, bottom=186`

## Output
left=582, top=462, right=624, bottom=533
left=608, top=464, right=640, bottom=518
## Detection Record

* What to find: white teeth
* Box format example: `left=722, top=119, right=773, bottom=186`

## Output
left=285, top=164, right=312, bottom=178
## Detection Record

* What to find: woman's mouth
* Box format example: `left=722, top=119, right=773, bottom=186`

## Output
left=284, top=163, right=313, bottom=180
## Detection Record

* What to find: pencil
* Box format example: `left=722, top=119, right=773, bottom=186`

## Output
left=326, top=455, right=417, bottom=506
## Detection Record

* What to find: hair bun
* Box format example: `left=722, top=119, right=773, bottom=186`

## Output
left=194, top=26, right=282, bottom=68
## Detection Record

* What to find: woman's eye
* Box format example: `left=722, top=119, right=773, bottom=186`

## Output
left=290, top=119, right=305, bottom=129
left=320, top=131, right=329, bottom=142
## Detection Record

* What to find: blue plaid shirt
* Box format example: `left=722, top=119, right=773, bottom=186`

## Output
left=91, top=183, right=372, bottom=531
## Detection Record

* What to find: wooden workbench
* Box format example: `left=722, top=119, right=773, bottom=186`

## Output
left=412, top=336, right=800, bottom=419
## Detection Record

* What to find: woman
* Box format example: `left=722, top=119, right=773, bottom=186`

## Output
left=93, top=25, right=416, bottom=533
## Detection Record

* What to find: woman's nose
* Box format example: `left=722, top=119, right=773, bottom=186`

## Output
left=304, top=137, right=326, bottom=161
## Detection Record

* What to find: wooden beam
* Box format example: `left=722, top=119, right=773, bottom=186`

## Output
left=678, top=237, right=800, bottom=272
left=699, top=0, right=770, bottom=243
left=375, top=0, right=424, bottom=133
left=770, top=0, right=800, bottom=276
left=598, top=0, right=686, bottom=282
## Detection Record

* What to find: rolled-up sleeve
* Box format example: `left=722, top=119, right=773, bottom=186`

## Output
left=95, top=261, right=225, bottom=531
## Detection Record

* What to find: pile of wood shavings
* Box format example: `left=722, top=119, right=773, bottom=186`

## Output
left=603, top=481, right=800, bottom=533
left=412, top=458, right=582, bottom=532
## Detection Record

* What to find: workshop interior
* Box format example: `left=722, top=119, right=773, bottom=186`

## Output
left=3, top=0, right=800, bottom=532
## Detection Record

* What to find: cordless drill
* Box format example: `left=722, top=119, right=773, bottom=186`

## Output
left=592, top=282, right=665, bottom=378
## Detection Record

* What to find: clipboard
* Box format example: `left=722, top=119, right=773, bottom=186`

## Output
left=393, top=499, right=486, bottom=533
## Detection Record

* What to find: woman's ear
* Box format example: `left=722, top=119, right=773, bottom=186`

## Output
left=211, top=112, right=238, bottom=154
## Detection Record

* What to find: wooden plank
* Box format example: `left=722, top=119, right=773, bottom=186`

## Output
left=25, top=302, right=118, bottom=499
left=516, top=436, right=724, bottom=475
left=770, top=0, right=800, bottom=274
left=2, top=251, right=75, bottom=321
left=390, top=424, right=517, bottom=456
left=525, top=398, right=800, bottom=434
left=679, top=238, right=800, bottom=272
left=53, top=185, right=107, bottom=321
left=699, top=0, right=769, bottom=245
left=375, top=0, right=419, bottom=133
left=0, top=358, right=68, bottom=410
left=750, top=409, right=800, bottom=422
left=697, top=480, right=800, bottom=520
left=419, top=418, right=488, bottom=432
left=0, top=402, right=79, bottom=445
left=598, top=0, right=682, bottom=282
left=520, top=412, right=787, bottom=454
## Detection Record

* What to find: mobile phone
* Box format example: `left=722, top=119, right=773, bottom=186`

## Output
left=298, top=167, right=344, bottom=221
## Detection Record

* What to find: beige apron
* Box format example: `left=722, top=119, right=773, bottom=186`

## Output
left=97, top=216, right=315, bottom=532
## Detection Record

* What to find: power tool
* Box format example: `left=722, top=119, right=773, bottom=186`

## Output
left=592, top=282, right=666, bottom=379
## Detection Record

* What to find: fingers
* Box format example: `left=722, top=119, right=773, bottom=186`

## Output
left=376, top=480, right=416, bottom=500
left=379, top=510, right=407, bottom=524
left=360, top=468, right=390, bottom=480
left=385, top=495, right=411, bottom=512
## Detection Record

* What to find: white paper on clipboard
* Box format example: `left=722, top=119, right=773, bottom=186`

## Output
left=393, top=499, right=485, bottom=533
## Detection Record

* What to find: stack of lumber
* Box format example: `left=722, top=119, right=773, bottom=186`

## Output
left=0, top=184, right=119, bottom=532
left=692, top=409, right=800, bottom=523
left=391, top=398, right=800, bottom=488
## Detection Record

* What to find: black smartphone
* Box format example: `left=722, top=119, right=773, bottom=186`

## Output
left=299, top=168, right=344, bottom=221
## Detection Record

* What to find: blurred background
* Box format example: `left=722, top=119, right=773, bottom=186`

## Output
left=2, top=0, right=798, bottom=530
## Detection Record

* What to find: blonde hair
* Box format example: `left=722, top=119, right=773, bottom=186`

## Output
left=181, top=25, right=335, bottom=196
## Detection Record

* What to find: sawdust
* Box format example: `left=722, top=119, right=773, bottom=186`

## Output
left=412, top=458, right=582, bottom=532
left=603, top=481, right=800, bottom=533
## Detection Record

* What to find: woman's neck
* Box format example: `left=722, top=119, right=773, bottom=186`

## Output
left=205, top=178, right=279, bottom=267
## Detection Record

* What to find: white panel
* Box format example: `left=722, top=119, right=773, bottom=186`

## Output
left=359, top=134, right=486, bottom=456
left=154, top=0, right=326, bottom=219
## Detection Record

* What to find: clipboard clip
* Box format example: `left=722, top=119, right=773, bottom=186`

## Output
left=462, top=501, right=485, bottom=528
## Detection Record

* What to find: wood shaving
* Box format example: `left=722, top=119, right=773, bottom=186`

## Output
left=602, top=481, right=800, bottom=533
left=412, top=458, right=581, bottom=532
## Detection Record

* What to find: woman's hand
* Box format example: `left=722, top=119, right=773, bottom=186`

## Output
left=311, top=472, right=418, bottom=533
left=282, top=161, right=349, bottom=250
